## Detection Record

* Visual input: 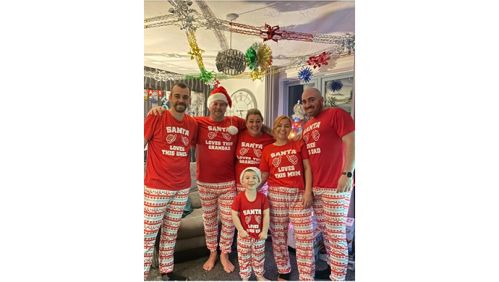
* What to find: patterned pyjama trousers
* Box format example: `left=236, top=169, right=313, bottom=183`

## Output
left=313, top=187, right=351, bottom=281
left=197, top=181, right=236, bottom=253
left=143, top=186, right=190, bottom=280
left=237, top=235, right=266, bottom=279
left=268, top=186, right=315, bottom=281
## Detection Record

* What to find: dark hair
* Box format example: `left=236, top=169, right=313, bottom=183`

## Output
left=171, top=82, right=190, bottom=94
left=245, top=108, right=263, bottom=122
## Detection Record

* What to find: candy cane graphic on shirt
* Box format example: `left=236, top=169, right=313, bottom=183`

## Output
left=222, top=133, right=232, bottom=141
left=272, top=156, right=281, bottom=168
left=253, top=148, right=262, bottom=158
left=166, top=134, right=176, bottom=144
left=240, top=148, right=249, bottom=155
left=181, top=136, right=189, bottom=146
left=286, top=155, right=298, bottom=165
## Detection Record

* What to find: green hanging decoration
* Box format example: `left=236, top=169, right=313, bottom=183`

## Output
left=245, top=46, right=258, bottom=70
left=198, top=68, right=215, bottom=84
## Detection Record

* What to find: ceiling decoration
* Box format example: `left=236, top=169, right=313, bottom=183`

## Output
left=144, top=0, right=355, bottom=79
left=216, top=49, right=246, bottom=76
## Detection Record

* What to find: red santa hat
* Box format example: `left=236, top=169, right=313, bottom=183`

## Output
left=207, top=86, right=232, bottom=108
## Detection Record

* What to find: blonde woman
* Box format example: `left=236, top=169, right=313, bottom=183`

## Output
left=259, top=115, right=314, bottom=281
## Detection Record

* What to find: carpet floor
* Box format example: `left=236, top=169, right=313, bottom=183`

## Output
left=146, top=241, right=355, bottom=281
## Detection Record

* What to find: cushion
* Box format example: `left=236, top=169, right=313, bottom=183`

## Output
left=181, top=197, right=193, bottom=218
left=189, top=191, right=201, bottom=209
left=177, top=209, right=205, bottom=238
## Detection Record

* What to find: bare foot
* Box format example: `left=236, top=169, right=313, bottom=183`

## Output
left=220, top=252, right=235, bottom=273
left=203, top=251, right=217, bottom=271
left=256, top=275, right=269, bottom=281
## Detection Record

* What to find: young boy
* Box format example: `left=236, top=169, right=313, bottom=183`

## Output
left=231, top=167, right=270, bottom=281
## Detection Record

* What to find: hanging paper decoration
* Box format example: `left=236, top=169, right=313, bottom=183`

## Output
left=257, top=43, right=273, bottom=70
left=160, top=95, right=169, bottom=109
left=260, top=24, right=282, bottom=42
left=330, top=80, right=343, bottom=92
left=157, top=89, right=164, bottom=98
left=307, top=51, right=331, bottom=69
left=289, top=100, right=305, bottom=139
left=147, top=89, right=154, bottom=97
left=186, top=30, right=205, bottom=70
left=245, top=42, right=273, bottom=80
left=224, top=20, right=354, bottom=49
left=144, top=90, right=149, bottom=101
left=185, top=30, right=217, bottom=85
left=250, top=69, right=265, bottom=80
left=298, top=66, right=313, bottom=83
left=245, top=47, right=258, bottom=70
left=216, top=49, right=246, bottom=75
left=199, top=68, right=215, bottom=84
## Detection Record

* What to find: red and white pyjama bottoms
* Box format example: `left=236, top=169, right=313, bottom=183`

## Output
left=236, top=235, right=266, bottom=279
left=143, top=186, right=190, bottom=280
left=197, top=181, right=236, bottom=253
left=268, top=186, right=315, bottom=281
left=313, top=187, right=351, bottom=281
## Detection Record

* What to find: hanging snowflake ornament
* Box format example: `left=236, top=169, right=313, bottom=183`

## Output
left=330, top=80, right=343, bottom=92
left=298, top=66, right=313, bottom=83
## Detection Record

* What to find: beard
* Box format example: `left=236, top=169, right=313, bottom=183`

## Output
left=174, top=103, right=187, bottom=112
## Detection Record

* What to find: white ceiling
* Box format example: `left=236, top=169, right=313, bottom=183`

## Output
left=144, top=0, right=355, bottom=76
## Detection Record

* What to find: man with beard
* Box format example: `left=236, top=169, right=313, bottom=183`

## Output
left=301, top=87, right=355, bottom=281
left=148, top=85, right=251, bottom=274
left=193, top=86, right=246, bottom=273
left=144, top=82, right=198, bottom=281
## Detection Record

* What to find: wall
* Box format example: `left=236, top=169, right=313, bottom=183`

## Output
left=217, top=78, right=267, bottom=118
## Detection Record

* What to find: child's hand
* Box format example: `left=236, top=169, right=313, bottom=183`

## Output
left=239, top=230, right=250, bottom=238
left=258, top=232, right=267, bottom=240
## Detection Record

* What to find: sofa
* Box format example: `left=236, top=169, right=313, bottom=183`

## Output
left=152, top=162, right=209, bottom=266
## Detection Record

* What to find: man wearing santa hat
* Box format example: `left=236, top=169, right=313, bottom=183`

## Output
left=148, top=85, right=248, bottom=273
left=193, top=85, right=246, bottom=273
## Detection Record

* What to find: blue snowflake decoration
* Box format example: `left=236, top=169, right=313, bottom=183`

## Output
left=330, top=80, right=343, bottom=92
left=298, top=67, right=313, bottom=83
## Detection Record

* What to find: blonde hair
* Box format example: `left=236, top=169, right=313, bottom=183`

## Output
left=272, top=115, right=292, bottom=133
